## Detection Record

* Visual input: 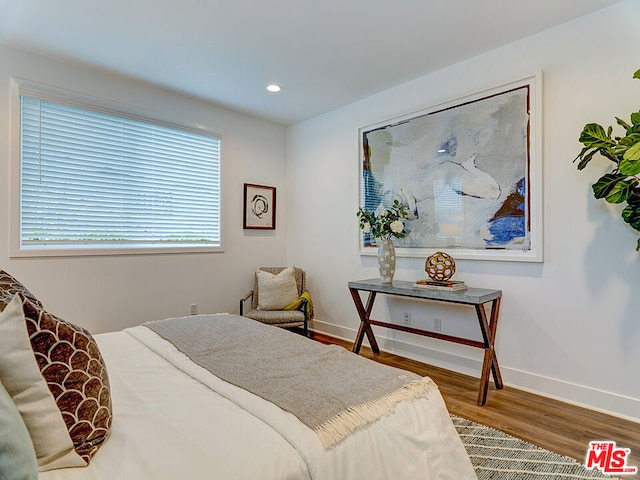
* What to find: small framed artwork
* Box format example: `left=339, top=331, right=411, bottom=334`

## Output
left=243, top=183, right=276, bottom=229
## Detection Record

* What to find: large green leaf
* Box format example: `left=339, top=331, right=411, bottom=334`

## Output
left=631, top=112, right=640, bottom=126
left=617, top=116, right=632, bottom=131
left=623, top=142, right=640, bottom=161
left=579, top=123, right=615, bottom=148
left=634, top=68, right=640, bottom=79
left=608, top=179, right=637, bottom=203
left=592, top=173, right=626, bottom=199
left=592, top=174, right=636, bottom=203
left=617, top=133, right=640, bottom=146
left=614, top=134, right=640, bottom=159
left=619, top=158, right=640, bottom=176
left=601, top=148, right=620, bottom=163
left=622, top=204, right=640, bottom=230
left=626, top=191, right=640, bottom=206
left=575, top=148, right=598, bottom=170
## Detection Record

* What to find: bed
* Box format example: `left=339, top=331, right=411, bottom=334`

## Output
left=0, top=271, right=475, bottom=480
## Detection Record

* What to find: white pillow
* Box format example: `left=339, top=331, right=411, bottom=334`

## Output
left=0, top=377, right=38, bottom=479
left=256, top=267, right=299, bottom=310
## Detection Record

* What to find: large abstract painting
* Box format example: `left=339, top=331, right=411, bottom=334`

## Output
left=359, top=75, right=542, bottom=262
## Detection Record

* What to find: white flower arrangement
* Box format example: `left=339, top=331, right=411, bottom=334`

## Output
left=357, top=200, right=409, bottom=240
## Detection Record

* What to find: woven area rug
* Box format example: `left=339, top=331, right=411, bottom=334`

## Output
left=451, top=415, right=620, bottom=479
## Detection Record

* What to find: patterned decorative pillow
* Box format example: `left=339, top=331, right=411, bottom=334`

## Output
left=256, top=266, right=299, bottom=310
left=0, top=294, right=112, bottom=471
left=0, top=269, right=43, bottom=311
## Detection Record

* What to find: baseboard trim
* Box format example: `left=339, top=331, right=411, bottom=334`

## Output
left=312, top=319, right=640, bottom=424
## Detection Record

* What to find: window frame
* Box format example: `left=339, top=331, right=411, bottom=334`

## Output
left=10, top=78, right=224, bottom=258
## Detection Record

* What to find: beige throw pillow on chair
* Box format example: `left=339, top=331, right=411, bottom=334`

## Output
left=256, top=266, right=299, bottom=310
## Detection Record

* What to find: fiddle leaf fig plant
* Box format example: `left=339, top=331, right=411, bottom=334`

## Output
left=574, top=68, right=640, bottom=251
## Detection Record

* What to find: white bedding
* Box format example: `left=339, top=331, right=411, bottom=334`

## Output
left=39, top=323, right=475, bottom=480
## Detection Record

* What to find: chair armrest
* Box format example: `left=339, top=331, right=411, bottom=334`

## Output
left=239, top=290, right=254, bottom=315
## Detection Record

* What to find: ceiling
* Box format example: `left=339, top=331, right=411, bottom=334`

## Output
left=0, top=0, right=622, bottom=126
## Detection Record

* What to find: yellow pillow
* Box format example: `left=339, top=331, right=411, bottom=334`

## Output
left=256, top=267, right=299, bottom=310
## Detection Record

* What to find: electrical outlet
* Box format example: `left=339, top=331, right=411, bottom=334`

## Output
left=403, top=312, right=411, bottom=325
left=190, top=303, right=198, bottom=315
left=433, top=317, right=442, bottom=332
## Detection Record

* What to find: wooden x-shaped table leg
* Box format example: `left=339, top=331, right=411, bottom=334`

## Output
left=475, top=297, right=504, bottom=405
left=350, top=288, right=380, bottom=354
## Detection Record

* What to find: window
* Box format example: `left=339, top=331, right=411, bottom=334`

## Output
left=14, top=84, right=221, bottom=256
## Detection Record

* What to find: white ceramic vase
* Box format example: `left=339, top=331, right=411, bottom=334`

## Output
left=377, top=238, right=396, bottom=285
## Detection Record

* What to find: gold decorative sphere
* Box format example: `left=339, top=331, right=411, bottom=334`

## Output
left=425, top=251, right=456, bottom=281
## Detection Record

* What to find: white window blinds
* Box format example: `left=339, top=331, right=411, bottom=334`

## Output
left=19, top=94, right=221, bottom=253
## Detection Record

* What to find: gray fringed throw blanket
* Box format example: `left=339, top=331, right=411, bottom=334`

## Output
left=145, top=314, right=435, bottom=448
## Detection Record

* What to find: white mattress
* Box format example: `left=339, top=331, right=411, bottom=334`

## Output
left=39, top=325, right=475, bottom=480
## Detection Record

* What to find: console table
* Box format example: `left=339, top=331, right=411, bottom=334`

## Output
left=348, top=278, right=503, bottom=405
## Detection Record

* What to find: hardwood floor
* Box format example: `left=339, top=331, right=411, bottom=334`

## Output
left=312, top=332, right=640, bottom=479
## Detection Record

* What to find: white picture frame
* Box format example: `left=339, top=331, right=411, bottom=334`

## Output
left=358, top=73, right=543, bottom=262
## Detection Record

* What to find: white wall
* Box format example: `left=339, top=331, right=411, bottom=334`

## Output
left=0, top=44, right=288, bottom=334
left=286, top=0, right=640, bottom=421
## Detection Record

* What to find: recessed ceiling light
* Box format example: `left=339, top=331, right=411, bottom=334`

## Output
left=266, top=84, right=281, bottom=93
